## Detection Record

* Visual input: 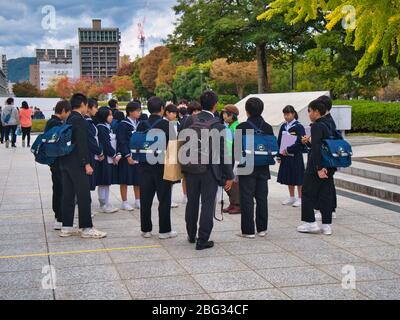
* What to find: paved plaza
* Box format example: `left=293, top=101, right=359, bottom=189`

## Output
left=1, top=144, right=400, bottom=300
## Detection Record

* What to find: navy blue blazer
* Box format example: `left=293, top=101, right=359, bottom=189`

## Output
left=116, top=118, right=138, bottom=158
left=96, top=123, right=117, bottom=158
left=85, top=116, right=103, bottom=159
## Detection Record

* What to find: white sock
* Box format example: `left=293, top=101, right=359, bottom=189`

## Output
left=98, top=187, right=106, bottom=206
left=135, top=199, right=140, bottom=205
left=104, top=187, right=110, bottom=206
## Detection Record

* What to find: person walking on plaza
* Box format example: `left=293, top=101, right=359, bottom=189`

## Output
left=0, top=105, right=4, bottom=144
left=1, top=97, right=19, bottom=148
left=277, top=105, right=306, bottom=208
left=297, top=99, right=336, bottom=236
left=235, top=97, right=275, bottom=239
left=59, top=93, right=107, bottom=239
left=19, top=101, right=32, bottom=148
left=44, top=100, right=72, bottom=230
left=136, top=96, right=177, bottom=240
left=181, top=91, right=234, bottom=250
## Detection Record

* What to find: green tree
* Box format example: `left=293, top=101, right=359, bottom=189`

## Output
left=155, top=83, right=175, bottom=102
left=13, top=81, right=41, bottom=97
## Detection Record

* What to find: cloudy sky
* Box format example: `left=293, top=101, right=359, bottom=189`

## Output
left=0, top=0, right=178, bottom=60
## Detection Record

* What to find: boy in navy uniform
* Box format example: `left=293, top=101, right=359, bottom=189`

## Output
left=44, top=100, right=72, bottom=231
left=59, top=93, right=107, bottom=239
left=136, top=96, right=177, bottom=240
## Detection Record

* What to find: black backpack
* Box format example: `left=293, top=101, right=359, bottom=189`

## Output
left=180, top=115, right=221, bottom=174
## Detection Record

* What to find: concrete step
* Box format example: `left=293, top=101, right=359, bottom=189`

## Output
left=334, top=172, right=400, bottom=203
left=340, top=161, right=400, bottom=185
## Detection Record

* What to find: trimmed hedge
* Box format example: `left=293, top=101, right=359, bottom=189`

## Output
left=31, top=120, right=47, bottom=133
left=334, top=100, right=400, bottom=133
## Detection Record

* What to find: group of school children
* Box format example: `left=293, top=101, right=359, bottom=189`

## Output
left=45, top=90, right=339, bottom=246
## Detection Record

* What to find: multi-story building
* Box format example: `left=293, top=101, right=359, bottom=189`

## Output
left=36, top=48, right=72, bottom=64
left=38, top=61, right=75, bottom=90
left=78, top=19, right=121, bottom=79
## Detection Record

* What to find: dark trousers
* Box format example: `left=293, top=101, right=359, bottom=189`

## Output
left=0, top=125, right=4, bottom=143
left=21, top=127, right=31, bottom=146
left=61, top=164, right=93, bottom=229
left=302, top=173, right=334, bottom=225
left=239, top=172, right=269, bottom=235
left=185, top=169, right=219, bottom=242
left=139, top=165, right=172, bottom=233
left=4, top=125, right=17, bottom=145
left=50, top=164, right=63, bottom=222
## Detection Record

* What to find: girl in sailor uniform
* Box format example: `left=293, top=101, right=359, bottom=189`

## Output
left=277, top=105, right=306, bottom=208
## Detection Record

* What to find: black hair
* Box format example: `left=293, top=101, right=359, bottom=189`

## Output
left=245, top=97, right=264, bottom=117
left=147, top=96, right=165, bottom=114
left=70, top=93, right=88, bottom=110
left=178, top=107, right=188, bottom=117
left=187, top=101, right=202, bottom=115
left=88, top=98, right=98, bottom=109
left=108, top=99, right=118, bottom=109
left=6, top=97, right=14, bottom=105
left=317, top=95, right=332, bottom=111
left=96, top=106, right=112, bottom=124
left=139, top=113, right=149, bottom=121
left=282, top=105, right=299, bottom=120
left=126, top=101, right=142, bottom=117
left=54, top=100, right=72, bottom=115
left=21, top=101, right=29, bottom=109
left=165, top=104, right=178, bottom=115
left=178, top=99, right=189, bottom=106
left=308, top=99, right=327, bottom=116
left=200, top=91, right=218, bottom=111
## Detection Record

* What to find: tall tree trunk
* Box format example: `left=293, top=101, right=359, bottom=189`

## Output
left=236, top=84, right=245, bottom=99
left=256, top=43, right=268, bottom=93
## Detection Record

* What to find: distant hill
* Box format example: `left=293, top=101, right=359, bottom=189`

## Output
left=7, top=57, right=36, bottom=83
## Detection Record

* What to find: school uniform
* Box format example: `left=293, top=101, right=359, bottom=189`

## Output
left=136, top=115, right=173, bottom=234
left=59, top=111, right=93, bottom=229
left=324, top=113, right=338, bottom=212
left=236, top=116, right=275, bottom=235
left=45, top=115, right=64, bottom=223
left=85, top=116, right=103, bottom=191
left=277, top=120, right=306, bottom=186
left=116, top=117, right=139, bottom=186
left=96, top=123, right=119, bottom=186
left=182, top=111, right=234, bottom=243
left=301, top=117, right=336, bottom=225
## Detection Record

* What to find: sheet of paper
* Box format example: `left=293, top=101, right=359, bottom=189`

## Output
left=305, top=126, right=311, bottom=137
left=280, top=133, right=298, bottom=154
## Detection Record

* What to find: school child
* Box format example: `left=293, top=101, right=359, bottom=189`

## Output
left=59, top=93, right=107, bottom=239
left=44, top=100, right=72, bottom=230
left=297, top=100, right=336, bottom=236
left=235, top=98, right=275, bottom=238
left=19, top=101, right=32, bottom=148
left=85, top=98, right=104, bottom=193
left=136, top=96, right=177, bottom=240
left=96, top=106, right=121, bottom=214
left=116, top=101, right=141, bottom=211
left=221, top=105, right=241, bottom=214
left=277, top=105, right=306, bottom=208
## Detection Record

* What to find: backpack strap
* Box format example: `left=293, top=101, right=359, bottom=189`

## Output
left=149, top=118, right=163, bottom=129
left=319, top=121, right=338, bottom=140
left=247, top=119, right=263, bottom=134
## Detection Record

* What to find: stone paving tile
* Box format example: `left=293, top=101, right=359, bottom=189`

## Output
left=293, top=249, right=364, bottom=265
left=368, top=233, right=400, bottom=246
left=49, top=253, right=113, bottom=269
left=0, top=288, right=54, bottom=300
left=238, top=252, right=309, bottom=270
left=55, top=265, right=121, bottom=286
left=281, top=284, right=368, bottom=300
left=152, top=294, right=211, bottom=300
left=55, top=281, right=132, bottom=300
left=346, top=245, right=400, bottom=262
left=356, top=279, right=400, bottom=300
left=116, top=260, right=187, bottom=280
left=178, top=256, right=250, bottom=274
left=108, top=247, right=173, bottom=264
left=345, top=222, right=400, bottom=234
left=321, top=234, right=388, bottom=248
left=210, top=289, right=290, bottom=300
left=0, top=269, right=44, bottom=290
left=220, top=240, right=283, bottom=255
left=0, top=256, right=49, bottom=273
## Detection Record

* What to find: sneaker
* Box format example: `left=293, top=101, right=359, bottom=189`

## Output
left=141, top=232, right=152, bottom=238
left=297, top=222, right=321, bottom=234
left=257, top=230, right=268, bottom=237
left=333, top=212, right=337, bottom=219
left=196, top=240, right=214, bottom=250
left=321, top=224, right=332, bottom=235
left=159, top=231, right=178, bottom=239
left=315, top=211, right=322, bottom=220
left=59, top=227, right=81, bottom=237
left=53, top=220, right=62, bottom=231
left=101, top=205, right=119, bottom=214
left=81, top=228, right=107, bottom=239
left=120, top=202, right=134, bottom=211
left=292, top=199, right=302, bottom=207
left=237, top=233, right=256, bottom=239
left=171, top=202, right=179, bottom=208
left=91, top=212, right=96, bottom=218
left=282, top=197, right=296, bottom=205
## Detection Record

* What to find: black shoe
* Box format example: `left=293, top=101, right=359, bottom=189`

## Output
left=196, top=240, right=214, bottom=250
left=188, top=236, right=196, bottom=244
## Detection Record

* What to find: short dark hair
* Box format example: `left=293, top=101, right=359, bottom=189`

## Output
left=21, top=101, right=29, bottom=109
left=317, top=95, right=332, bottom=111
left=178, top=99, right=189, bottom=106
left=165, top=104, right=178, bottom=115
left=54, top=100, right=72, bottom=115
left=70, top=93, right=88, bottom=110
left=308, top=99, right=327, bottom=116
left=200, top=91, right=218, bottom=111
left=282, top=105, right=298, bottom=120
left=245, top=97, right=264, bottom=117
left=147, top=96, right=165, bottom=114
left=126, top=101, right=142, bottom=116
left=187, top=101, right=202, bottom=115
left=88, top=98, right=98, bottom=109
left=108, top=99, right=118, bottom=109
left=96, top=106, right=112, bottom=123
left=6, top=97, right=14, bottom=105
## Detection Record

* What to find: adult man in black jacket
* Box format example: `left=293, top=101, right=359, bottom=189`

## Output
left=59, top=93, right=107, bottom=239
left=235, top=97, right=275, bottom=238
left=136, top=96, right=177, bottom=240
left=181, top=91, right=234, bottom=250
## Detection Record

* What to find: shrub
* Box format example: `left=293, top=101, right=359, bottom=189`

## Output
left=31, top=120, right=47, bottom=133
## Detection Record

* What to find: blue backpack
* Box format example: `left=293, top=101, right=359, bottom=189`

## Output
left=130, top=119, right=165, bottom=163
left=242, top=120, right=279, bottom=166
left=31, top=124, right=75, bottom=165
left=320, top=122, right=352, bottom=169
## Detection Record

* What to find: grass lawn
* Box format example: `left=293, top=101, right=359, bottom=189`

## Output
left=347, top=132, right=400, bottom=139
